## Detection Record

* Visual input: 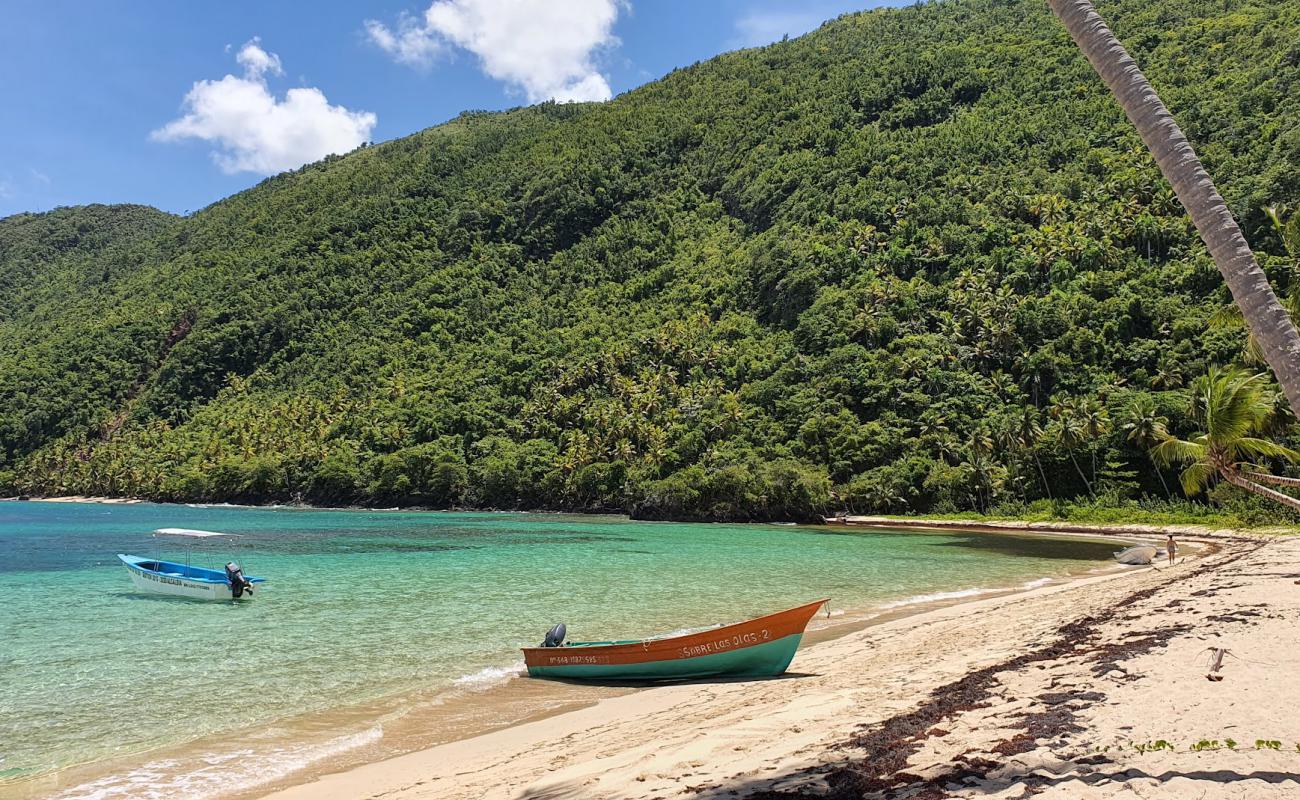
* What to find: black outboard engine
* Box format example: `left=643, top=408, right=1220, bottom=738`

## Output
left=542, top=623, right=566, bottom=648
left=225, top=561, right=254, bottom=598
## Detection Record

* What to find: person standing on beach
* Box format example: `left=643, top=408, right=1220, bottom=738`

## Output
left=1166, top=534, right=1177, bottom=565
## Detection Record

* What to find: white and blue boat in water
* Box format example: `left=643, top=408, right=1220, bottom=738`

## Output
left=118, top=528, right=266, bottom=601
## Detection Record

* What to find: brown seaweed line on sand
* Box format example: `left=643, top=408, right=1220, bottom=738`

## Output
left=736, top=540, right=1265, bottom=800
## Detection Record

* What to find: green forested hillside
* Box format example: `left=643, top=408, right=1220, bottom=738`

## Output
left=3, top=0, right=1300, bottom=520
left=0, top=204, right=177, bottom=318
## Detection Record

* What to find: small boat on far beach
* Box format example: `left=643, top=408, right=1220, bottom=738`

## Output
left=118, top=528, right=266, bottom=601
left=1114, top=544, right=1160, bottom=565
left=522, top=599, right=828, bottom=681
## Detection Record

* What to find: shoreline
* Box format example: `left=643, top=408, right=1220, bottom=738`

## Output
left=241, top=555, right=1157, bottom=800
left=830, top=514, right=1285, bottom=542
left=12, top=496, right=1300, bottom=538
left=249, top=533, right=1300, bottom=800
left=9, top=500, right=1265, bottom=800
left=3, top=528, right=1141, bottom=800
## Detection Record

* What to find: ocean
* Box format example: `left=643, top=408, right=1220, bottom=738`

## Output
left=0, top=501, right=1120, bottom=799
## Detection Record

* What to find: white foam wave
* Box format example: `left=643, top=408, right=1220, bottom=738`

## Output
left=51, top=724, right=383, bottom=800
left=876, top=587, right=994, bottom=611
left=875, top=576, right=1059, bottom=613
left=453, top=662, right=524, bottom=690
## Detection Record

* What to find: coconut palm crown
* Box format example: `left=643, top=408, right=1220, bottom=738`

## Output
left=1152, top=368, right=1300, bottom=509
left=1121, top=394, right=1171, bottom=497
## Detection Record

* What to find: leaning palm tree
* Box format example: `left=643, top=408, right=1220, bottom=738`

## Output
left=1208, top=207, right=1300, bottom=364
left=1046, top=1, right=1300, bottom=418
left=1152, top=367, right=1300, bottom=510
left=1208, top=287, right=1300, bottom=366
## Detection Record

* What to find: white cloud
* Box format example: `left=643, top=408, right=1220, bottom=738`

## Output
left=152, top=39, right=377, bottom=176
left=366, top=0, right=622, bottom=103
left=364, top=15, right=444, bottom=68
left=234, top=38, right=283, bottom=78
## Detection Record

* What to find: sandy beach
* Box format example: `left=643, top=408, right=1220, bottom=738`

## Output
left=252, top=530, right=1300, bottom=800
left=22, top=496, right=143, bottom=504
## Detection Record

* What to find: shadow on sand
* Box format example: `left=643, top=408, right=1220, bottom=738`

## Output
left=511, top=759, right=1300, bottom=799
left=533, top=670, right=820, bottom=690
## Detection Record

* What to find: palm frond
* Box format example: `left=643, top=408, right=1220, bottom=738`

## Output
left=1151, top=436, right=1205, bottom=467
left=1244, top=334, right=1265, bottom=366
left=1207, top=304, right=1244, bottom=329
left=1178, top=462, right=1215, bottom=496
left=1231, top=437, right=1300, bottom=463
left=1199, top=368, right=1272, bottom=442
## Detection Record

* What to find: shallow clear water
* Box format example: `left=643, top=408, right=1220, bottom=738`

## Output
left=0, top=501, right=1119, bottom=797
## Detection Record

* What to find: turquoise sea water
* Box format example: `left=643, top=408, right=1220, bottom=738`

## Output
left=0, top=501, right=1120, bottom=799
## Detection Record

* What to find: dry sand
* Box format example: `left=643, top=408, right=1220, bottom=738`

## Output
left=23, top=496, right=142, bottom=504
left=257, top=531, right=1300, bottom=800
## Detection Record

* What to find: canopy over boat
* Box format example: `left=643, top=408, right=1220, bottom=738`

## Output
left=119, top=528, right=263, bottom=600
left=153, top=528, right=240, bottom=538
left=522, top=599, right=827, bottom=682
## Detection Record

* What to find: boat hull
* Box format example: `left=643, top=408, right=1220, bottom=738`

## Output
left=522, top=599, right=827, bottom=681
left=118, top=555, right=264, bottom=601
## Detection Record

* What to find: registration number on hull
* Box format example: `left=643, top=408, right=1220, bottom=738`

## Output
left=544, top=654, right=612, bottom=665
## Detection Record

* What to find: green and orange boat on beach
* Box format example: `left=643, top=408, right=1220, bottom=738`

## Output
left=522, top=599, right=829, bottom=681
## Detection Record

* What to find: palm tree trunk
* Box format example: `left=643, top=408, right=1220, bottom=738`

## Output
left=1222, top=469, right=1300, bottom=511
left=1068, top=452, right=1094, bottom=498
left=1240, top=471, right=1300, bottom=489
left=1033, top=452, right=1053, bottom=499
left=1046, top=0, right=1300, bottom=418
left=1148, top=453, right=1172, bottom=498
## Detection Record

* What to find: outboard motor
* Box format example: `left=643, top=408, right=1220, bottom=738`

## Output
left=541, top=623, right=566, bottom=648
left=225, top=561, right=254, bottom=598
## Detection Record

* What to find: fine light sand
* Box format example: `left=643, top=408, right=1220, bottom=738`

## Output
left=258, top=532, right=1300, bottom=800
left=24, top=496, right=142, bottom=504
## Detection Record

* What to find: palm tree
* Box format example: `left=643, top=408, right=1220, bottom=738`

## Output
left=1049, top=396, right=1094, bottom=498
left=1046, top=1, right=1300, bottom=418
left=1121, top=394, right=1172, bottom=498
left=1209, top=288, right=1300, bottom=366
left=1152, top=368, right=1300, bottom=510
left=1150, top=355, right=1183, bottom=391
left=1208, top=207, right=1300, bottom=364
left=1014, top=406, right=1052, bottom=500
left=962, top=448, right=1004, bottom=513
left=1077, top=398, right=1110, bottom=484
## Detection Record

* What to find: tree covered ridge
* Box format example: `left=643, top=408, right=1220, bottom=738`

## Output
left=0, top=204, right=178, bottom=319
left=2, top=0, right=1299, bottom=521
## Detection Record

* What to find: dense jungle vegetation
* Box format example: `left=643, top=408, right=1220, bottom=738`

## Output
left=3, top=0, right=1300, bottom=522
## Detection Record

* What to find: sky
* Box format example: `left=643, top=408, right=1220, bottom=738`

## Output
left=0, top=0, right=896, bottom=218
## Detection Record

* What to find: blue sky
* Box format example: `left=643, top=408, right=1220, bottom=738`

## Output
left=0, top=1, right=893, bottom=218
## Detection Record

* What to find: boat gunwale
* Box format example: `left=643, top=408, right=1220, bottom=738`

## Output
left=117, top=554, right=267, bottom=585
